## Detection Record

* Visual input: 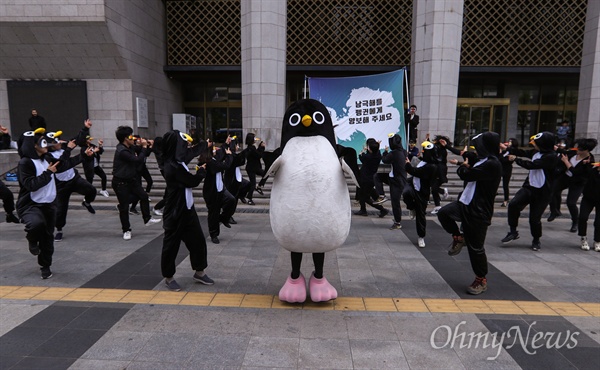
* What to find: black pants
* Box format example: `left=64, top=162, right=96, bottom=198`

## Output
left=55, top=176, right=96, bottom=230
left=112, top=178, right=151, bottom=232
left=578, top=196, right=600, bottom=242
left=389, top=178, right=405, bottom=223
left=154, top=169, right=167, bottom=211
left=508, top=186, right=551, bottom=239
left=358, top=183, right=385, bottom=213
left=204, top=189, right=236, bottom=238
left=228, top=178, right=251, bottom=213
left=502, top=167, right=513, bottom=201
left=140, top=165, right=153, bottom=193
left=374, top=173, right=389, bottom=196
left=246, top=169, right=265, bottom=200
left=402, top=187, right=427, bottom=237
left=550, top=176, right=584, bottom=221
left=0, top=180, right=15, bottom=214
left=437, top=201, right=488, bottom=278
left=431, top=164, right=448, bottom=206
left=18, top=204, right=56, bottom=268
left=84, top=165, right=107, bottom=191
left=161, top=207, right=208, bottom=278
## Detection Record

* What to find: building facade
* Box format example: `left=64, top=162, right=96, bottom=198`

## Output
left=1, top=0, right=598, bottom=150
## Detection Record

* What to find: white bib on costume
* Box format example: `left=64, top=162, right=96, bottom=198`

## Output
left=93, top=157, right=99, bottom=167
left=459, top=158, right=488, bottom=205
left=51, top=150, right=75, bottom=182
left=566, top=156, right=583, bottom=177
left=31, top=159, right=56, bottom=203
left=389, top=166, right=394, bottom=178
left=413, top=161, right=427, bottom=191
left=235, top=167, right=242, bottom=182
left=180, top=162, right=194, bottom=209
left=529, top=152, right=545, bottom=188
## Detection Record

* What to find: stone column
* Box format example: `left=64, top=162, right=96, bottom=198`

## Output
left=410, top=0, right=464, bottom=142
left=576, top=0, right=600, bottom=155
left=241, top=0, right=287, bottom=150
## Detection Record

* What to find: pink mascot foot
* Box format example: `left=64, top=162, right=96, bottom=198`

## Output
left=309, top=272, right=338, bottom=302
left=278, top=273, right=307, bottom=303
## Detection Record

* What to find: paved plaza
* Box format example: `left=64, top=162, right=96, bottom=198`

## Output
left=0, top=204, right=599, bottom=369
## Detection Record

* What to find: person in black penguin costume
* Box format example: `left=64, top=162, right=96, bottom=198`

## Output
left=81, top=135, right=109, bottom=197
left=244, top=132, right=265, bottom=205
left=381, top=133, right=408, bottom=229
left=201, top=136, right=236, bottom=244
left=430, top=135, right=464, bottom=214
left=403, top=141, right=438, bottom=248
left=223, top=136, right=251, bottom=222
left=437, top=132, right=502, bottom=295
left=47, top=131, right=96, bottom=242
left=578, top=161, right=600, bottom=251
left=548, top=138, right=597, bottom=232
left=502, top=131, right=559, bottom=251
left=160, top=130, right=214, bottom=291
left=16, top=128, right=60, bottom=279
left=355, top=139, right=389, bottom=217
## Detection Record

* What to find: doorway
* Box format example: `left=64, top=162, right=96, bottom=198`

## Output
left=455, top=98, right=509, bottom=146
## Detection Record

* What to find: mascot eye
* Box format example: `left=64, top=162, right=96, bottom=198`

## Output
left=24, top=131, right=35, bottom=137
left=39, top=139, right=48, bottom=148
left=534, top=133, right=543, bottom=140
left=313, top=111, right=325, bottom=125
left=179, top=132, right=187, bottom=140
left=472, top=133, right=482, bottom=140
left=422, top=142, right=434, bottom=150
left=289, top=113, right=301, bottom=126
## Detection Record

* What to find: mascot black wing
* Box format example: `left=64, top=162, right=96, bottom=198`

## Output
left=265, top=99, right=357, bottom=303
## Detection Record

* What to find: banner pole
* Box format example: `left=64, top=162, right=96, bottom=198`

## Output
left=404, top=67, right=411, bottom=142
left=304, top=75, right=308, bottom=99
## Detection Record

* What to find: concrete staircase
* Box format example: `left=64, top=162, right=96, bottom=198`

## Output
left=0, top=149, right=578, bottom=216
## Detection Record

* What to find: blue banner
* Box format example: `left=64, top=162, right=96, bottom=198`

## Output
left=308, top=69, right=406, bottom=156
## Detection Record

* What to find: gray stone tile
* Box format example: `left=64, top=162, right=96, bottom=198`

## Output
left=0, top=303, right=49, bottom=337
left=349, top=339, right=409, bottom=369
left=300, top=311, right=349, bottom=339
left=187, top=334, right=250, bottom=368
left=401, top=340, right=466, bottom=369
left=80, top=330, right=151, bottom=361
left=251, top=309, right=302, bottom=338
left=241, top=337, right=299, bottom=368
left=298, top=338, right=352, bottom=369
left=453, top=346, right=521, bottom=370
left=133, top=332, right=197, bottom=364
left=68, top=359, right=131, bottom=370
left=345, top=315, right=398, bottom=340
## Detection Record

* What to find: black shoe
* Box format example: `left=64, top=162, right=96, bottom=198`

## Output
left=255, top=186, right=264, bottom=195
left=531, top=240, right=541, bottom=251
left=28, top=240, right=40, bottom=256
left=82, top=201, right=95, bottom=214
left=239, top=197, right=247, bottom=204
left=54, top=232, right=63, bottom=242
left=221, top=221, right=231, bottom=228
left=547, top=213, right=558, bottom=222
left=193, top=272, right=215, bottom=285
left=378, top=209, right=389, bottom=218
left=211, top=236, right=220, bottom=244
left=501, top=231, right=519, bottom=243
left=6, top=213, right=19, bottom=223
left=40, top=266, right=52, bottom=279
left=570, top=222, right=577, bottom=233
left=247, top=199, right=255, bottom=205
left=448, top=235, right=465, bottom=256
left=354, top=210, right=368, bottom=216
left=229, top=217, right=237, bottom=225
left=129, top=208, right=139, bottom=215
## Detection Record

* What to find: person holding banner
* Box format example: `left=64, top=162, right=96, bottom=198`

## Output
left=403, top=141, right=438, bottom=248
left=405, top=105, right=419, bottom=142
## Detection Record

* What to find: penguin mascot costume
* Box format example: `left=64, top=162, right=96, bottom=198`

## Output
left=504, top=131, right=559, bottom=251
left=16, top=128, right=59, bottom=279
left=265, top=99, right=358, bottom=303
left=160, top=130, right=213, bottom=290
left=436, top=132, right=502, bottom=295
left=381, top=133, right=408, bottom=229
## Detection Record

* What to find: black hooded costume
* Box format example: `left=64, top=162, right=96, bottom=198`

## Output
left=578, top=164, right=600, bottom=244
left=505, top=131, right=559, bottom=248
left=381, top=134, right=408, bottom=224
left=437, top=132, right=502, bottom=280
left=16, top=129, right=57, bottom=272
left=202, top=142, right=235, bottom=242
left=160, top=130, right=209, bottom=280
left=403, top=141, right=438, bottom=239
left=223, top=137, right=251, bottom=210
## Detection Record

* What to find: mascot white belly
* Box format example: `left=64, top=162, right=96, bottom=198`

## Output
left=269, top=136, right=351, bottom=253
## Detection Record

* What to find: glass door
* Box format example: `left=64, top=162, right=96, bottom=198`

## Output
left=455, top=98, right=509, bottom=146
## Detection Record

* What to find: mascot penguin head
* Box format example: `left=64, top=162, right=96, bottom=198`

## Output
left=18, top=127, right=48, bottom=159
left=388, top=133, right=403, bottom=151
left=471, top=131, right=500, bottom=159
left=162, top=130, right=194, bottom=164
left=530, top=131, right=555, bottom=152
left=421, top=140, right=436, bottom=163
left=45, top=131, right=64, bottom=151
left=280, top=99, right=336, bottom=151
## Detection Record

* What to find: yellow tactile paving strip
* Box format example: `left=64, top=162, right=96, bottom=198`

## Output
left=1, top=285, right=598, bottom=317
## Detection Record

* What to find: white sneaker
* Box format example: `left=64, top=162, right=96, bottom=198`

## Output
left=99, top=190, right=109, bottom=197
left=409, top=209, right=416, bottom=220
left=418, top=237, right=426, bottom=248
left=431, top=206, right=441, bottom=215
left=123, top=231, right=132, bottom=240
left=595, top=242, right=600, bottom=252
left=442, top=188, right=449, bottom=200
left=581, top=238, right=590, bottom=251
left=153, top=208, right=163, bottom=216
left=148, top=197, right=152, bottom=201
left=145, top=217, right=162, bottom=226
